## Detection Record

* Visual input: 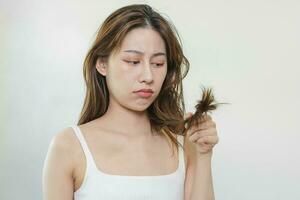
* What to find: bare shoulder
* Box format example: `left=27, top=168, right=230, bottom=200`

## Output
left=44, top=127, right=81, bottom=176
left=42, top=127, right=79, bottom=199
left=48, top=127, right=79, bottom=163
left=50, top=127, right=76, bottom=147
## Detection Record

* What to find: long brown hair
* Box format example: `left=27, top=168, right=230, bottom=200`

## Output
left=77, top=4, right=223, bottom=155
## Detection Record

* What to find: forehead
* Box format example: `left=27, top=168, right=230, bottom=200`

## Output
left=119, top=28, right=166, bottom=55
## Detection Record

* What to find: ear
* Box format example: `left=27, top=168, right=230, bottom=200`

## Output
left=95, top=57, right=108, bottom=76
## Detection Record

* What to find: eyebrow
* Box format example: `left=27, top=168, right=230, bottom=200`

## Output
left=123, top=50, right=166, bottom=59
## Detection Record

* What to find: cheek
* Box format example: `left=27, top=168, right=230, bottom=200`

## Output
left=156, top=68, right=167, bottom=83
left=106, top=68, right=134, bottom=95
left=112, top=62, right=137, bottom=79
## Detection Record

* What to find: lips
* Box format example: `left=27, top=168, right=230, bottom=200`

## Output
left=134, top=89, right=154, bottom=98
left=137, top=89, right=153, bottom=93
left=134, top=89, right=154, bottom=93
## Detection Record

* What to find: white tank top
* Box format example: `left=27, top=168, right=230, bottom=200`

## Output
left=71, top=125, right=186, bottom=200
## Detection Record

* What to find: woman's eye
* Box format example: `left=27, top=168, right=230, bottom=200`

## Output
left=125, top=60, right=140, bottom=65
left=124, top=60, right=164, bottom=67
left=155, top=63, right=164, bottom=67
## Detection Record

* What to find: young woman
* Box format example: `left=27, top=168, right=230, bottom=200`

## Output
left=43, top=4, right=219, bottom=200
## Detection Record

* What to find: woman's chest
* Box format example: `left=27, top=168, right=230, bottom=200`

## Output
left=95, top=138, right=178, bottom=175
left=73, top=133, right=179, bottom=191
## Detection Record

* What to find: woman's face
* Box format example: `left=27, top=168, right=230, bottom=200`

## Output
left=96, top=27, right=168, bottom=112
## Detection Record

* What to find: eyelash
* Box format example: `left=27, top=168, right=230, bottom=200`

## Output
left=124, top=60, right=164, bottom=67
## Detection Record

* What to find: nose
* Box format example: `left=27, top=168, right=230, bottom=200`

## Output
left=139, top=62, right=154, bottom=84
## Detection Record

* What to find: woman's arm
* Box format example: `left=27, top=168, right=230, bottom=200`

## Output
left=184, top=113, right=217, bottom=200
left=184, top=136, right=215, bottom=200
left=42, top=128, right=75, bottom=200
left=191, top=154, right=215, bottom=200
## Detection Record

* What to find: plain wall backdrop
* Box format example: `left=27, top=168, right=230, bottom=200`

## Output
left=1, top=0, right=299, bottom=199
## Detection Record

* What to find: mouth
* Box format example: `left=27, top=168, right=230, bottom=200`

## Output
left=134, top=89, right=154, bottom=93
left=134, top=91, right=153, bottom=98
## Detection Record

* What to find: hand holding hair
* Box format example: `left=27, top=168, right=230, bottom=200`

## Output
left=182, top=86, right=229, bottom=155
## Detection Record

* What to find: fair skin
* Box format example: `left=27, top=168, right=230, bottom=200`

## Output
left=94, top=27, right=168, bottom=139
left=42, top=27, right=218, bottom=200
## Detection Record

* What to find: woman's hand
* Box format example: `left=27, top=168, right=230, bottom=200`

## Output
left=184, top=112, right=219, bottom=156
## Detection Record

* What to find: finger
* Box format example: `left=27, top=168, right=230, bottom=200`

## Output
left=200, top=113, right=212, bottom=122
left=190, top=120, right=216, bottom=132
left=187, top=125, right=216, bottom=137
left=190, top=115, right=211, bottom=128
left=202, top=120, right=216, bottom=130
left=188, top=129, right=216, bottom=142
left=201, top=143, right=214, bottom=150
left=203, top=113, right=212, bottom=120
left=196, top=135, right=219, bottom=145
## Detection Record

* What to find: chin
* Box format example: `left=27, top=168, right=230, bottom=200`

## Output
left=128, top=104, right=151, bottom=112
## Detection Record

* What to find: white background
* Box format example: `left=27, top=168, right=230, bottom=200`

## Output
left=1, top=0, right=299, bottom=199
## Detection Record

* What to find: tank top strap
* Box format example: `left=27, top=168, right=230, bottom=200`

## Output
left=71, top=125, right=98, bottom=171
left=176, top=135, right=185, bottom=172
